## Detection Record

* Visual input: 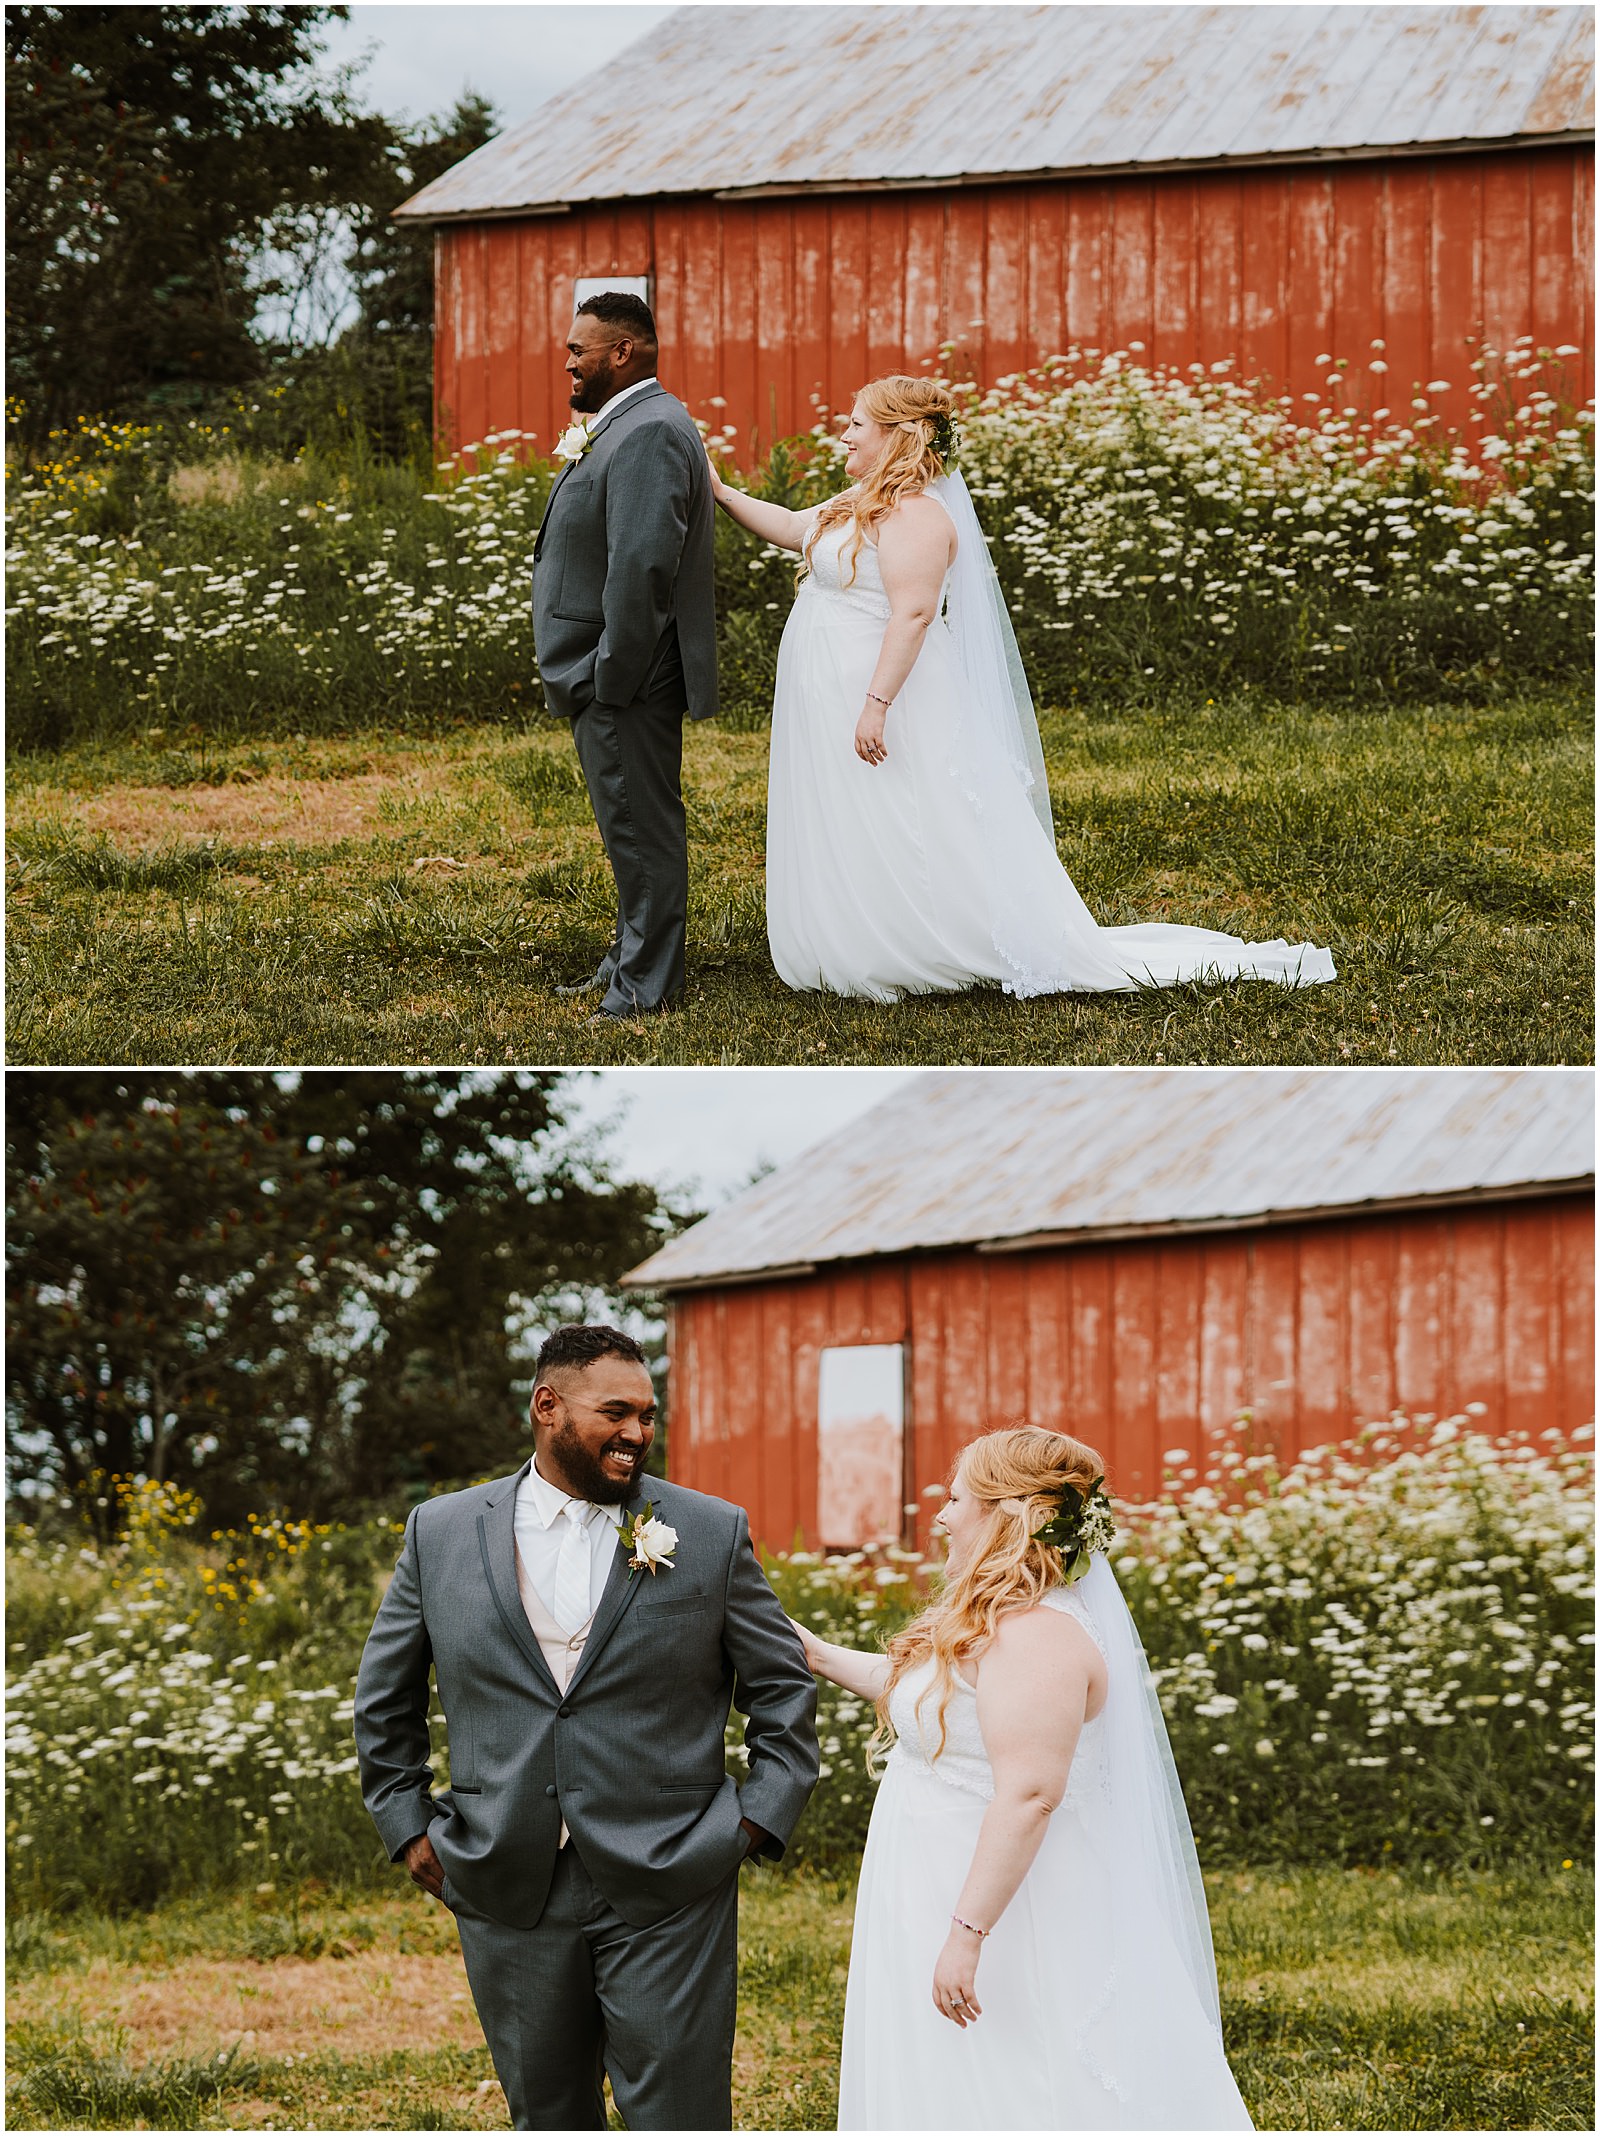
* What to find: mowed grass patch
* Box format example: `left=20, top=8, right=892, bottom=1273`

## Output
left=7, top=692, right=1590, bottom=1066
left=1211, top=1863, right=1595, bottom=2131
left=5, top=1866, right=1591, bottom=2130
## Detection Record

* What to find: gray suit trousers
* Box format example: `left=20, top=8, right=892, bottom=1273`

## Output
left=449, top=1840, right=738, bottom=2130
left=571, top=699, right=687, bottom=1014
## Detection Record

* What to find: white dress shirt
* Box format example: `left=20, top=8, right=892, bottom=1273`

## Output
left=513, top=1456, right=626, bottom=1625
left=584, top=375, right=659, bottom=433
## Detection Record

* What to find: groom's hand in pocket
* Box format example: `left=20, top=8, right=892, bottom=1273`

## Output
left=403, top=1829, right=446, bottom=1900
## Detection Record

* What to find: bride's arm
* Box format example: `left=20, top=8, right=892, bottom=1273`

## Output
left=853, top=495, right=955, bottom=766
left=703, top=447, right=814, bottom=551
left=786, top=1615, right=890, bottom=1700
left=929, top=1609, right=1095, bottom=2027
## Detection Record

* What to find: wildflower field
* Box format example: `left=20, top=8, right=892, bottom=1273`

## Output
left=5, top=343, right=1593, bottom=745
left=6, top=348, right=1592, bottom=1068
left=7, top=1416, right=1590, bottom=1918
left=5, top=1417, right=1593, bottom=2129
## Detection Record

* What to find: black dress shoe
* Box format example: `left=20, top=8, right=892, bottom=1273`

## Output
left=555, top=975, right=608, bottom=998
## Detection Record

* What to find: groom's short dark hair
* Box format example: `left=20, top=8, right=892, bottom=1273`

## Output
left=576, top=290, right=657, bottom=351
left=535, top=1322, right=647, bottom=1383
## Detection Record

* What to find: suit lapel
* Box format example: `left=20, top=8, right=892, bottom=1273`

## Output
left=477, top=1472, right=561, bottom=1697
left=534, top=384, right=668, bottom=558
left=564, top=1490, right=647, bottom=1696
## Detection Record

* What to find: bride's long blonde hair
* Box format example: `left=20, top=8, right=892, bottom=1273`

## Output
left=802, top=374, right=955, bottom=589
left=868, top=1426, right=1108, bottom=1766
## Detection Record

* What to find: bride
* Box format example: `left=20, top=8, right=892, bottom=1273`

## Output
left=709, top=375, right=1335, bottom=1001
left=793, top=1428, right=1254, bottom=2131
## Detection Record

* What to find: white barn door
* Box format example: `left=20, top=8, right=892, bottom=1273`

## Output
left=817, top=1343, right=905, bottom=1550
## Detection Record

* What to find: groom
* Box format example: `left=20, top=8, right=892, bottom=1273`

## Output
left=531, top=292, right=719, bottom=1019
left=353, top=1323, right=818, bottom=2130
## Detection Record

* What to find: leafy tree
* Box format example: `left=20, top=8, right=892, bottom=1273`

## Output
left=347, top=91, right=499, bottom=355
left=6, top=1072, right=681, bottom=1525
left=255, top=91, right=502, bottom=461
left=4, top=4, right=392, bottom=442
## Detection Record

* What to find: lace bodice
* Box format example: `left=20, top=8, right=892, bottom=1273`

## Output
left=886, top=1586, right=1111, bottom=1810
left=797, top=509, right=953, bottom=623
left=798, top=517, right=893, bottom=619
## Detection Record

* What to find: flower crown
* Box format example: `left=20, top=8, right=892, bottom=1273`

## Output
left=1031, top=1475, right=1117, bottom=1586
left=897, top=409, right=959, bottom=463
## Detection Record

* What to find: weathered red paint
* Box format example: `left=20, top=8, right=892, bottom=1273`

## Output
left=432, top=147, right=1594, bottom=460
left=663, top=1194, right=1594, bottom=1552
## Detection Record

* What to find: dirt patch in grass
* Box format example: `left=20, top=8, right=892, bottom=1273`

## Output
left=7, top=1949, right=483, bottom=2062
left=12, top=773, right=443, bottom=851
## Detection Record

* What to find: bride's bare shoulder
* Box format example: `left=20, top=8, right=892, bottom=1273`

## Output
left=887, top=488, right=950, bottom=524
left=990, top=1596, right=1102, bottom=1668
left=882, top=488, right=958, bottom=555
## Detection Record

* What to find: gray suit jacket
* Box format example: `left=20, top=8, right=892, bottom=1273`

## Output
left=353, top=1469, right=818, bottom=1930
left=531, top=382, right=719, bottom=722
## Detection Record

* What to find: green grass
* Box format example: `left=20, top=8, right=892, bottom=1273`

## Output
left=5, top=1866, right=1592, bottom=2129
left=7, top=690, right=1590, bottom=1065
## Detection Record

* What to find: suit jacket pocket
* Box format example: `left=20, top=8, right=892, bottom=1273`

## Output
left=637, top=1591, right=708, bottom=1616
left=550, top=476, right=605, bottom=622
left=553, top=590, right=604, bottom=625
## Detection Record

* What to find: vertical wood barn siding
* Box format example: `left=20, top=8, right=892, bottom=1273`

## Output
left=665, top=1194, right=1593, bottom=1551
left=433, top=147, right=1593, bottom=458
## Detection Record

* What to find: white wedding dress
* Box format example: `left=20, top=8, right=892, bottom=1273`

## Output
left=837, top=1576, right=1254, bottom=2131
left=766, top=497, right=1336, bottom=1002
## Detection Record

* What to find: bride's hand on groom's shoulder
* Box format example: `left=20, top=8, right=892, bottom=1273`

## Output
left=785, top=1613, right=824, bottom=1672
left=701, top=441, right=727, bottom=501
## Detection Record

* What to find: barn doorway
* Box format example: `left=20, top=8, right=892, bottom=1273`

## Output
left=817, top=1343, right=907, bottom=1551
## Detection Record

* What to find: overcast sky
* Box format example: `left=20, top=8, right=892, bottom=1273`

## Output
left=563, top=1067, right=922, bottom=1208
left=320, top=2, right=676, bottom=131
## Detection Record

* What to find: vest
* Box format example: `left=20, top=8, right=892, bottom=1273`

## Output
left=514, top=1541, right=596, bottom=1846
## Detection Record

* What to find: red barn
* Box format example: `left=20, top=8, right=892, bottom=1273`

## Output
left=622, top=1069, right=1595, bottom=1553
left=396, top=4, right=1595, bottom=461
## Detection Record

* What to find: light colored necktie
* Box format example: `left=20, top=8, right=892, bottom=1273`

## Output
left=552, top=1500, right=592, bottom=1633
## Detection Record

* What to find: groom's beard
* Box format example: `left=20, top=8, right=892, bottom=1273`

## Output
left=547, top=1417, right=644, bottom=1503
left=570, top=359, right=622, bottom=415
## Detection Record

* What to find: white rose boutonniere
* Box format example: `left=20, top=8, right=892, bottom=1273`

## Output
left=554, top=421, right=593, bottom=465
left=621, top=1502, right=678, bottom=1577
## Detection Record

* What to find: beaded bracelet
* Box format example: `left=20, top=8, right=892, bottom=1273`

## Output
left=951, top=1913, right=989, bottom=1938
left=865, top=690, right=892, bottom=707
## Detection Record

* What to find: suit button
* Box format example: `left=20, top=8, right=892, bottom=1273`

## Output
left=545, top=1785, right=557, bottom=1798
left=557, top=1707, right=570, bottom=1718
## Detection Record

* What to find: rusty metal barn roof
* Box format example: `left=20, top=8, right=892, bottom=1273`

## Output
left=624, top=1069, right=1595, bottom=1291
left=396, top=4, right=1594, bottom=223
